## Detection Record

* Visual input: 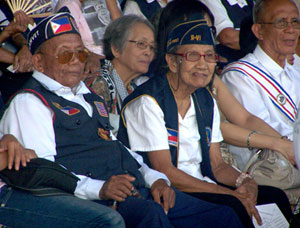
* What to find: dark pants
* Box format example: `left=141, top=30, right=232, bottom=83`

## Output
left=116, top=187, right=243, bottom=228
left=187, top=185, right=292, bottom=228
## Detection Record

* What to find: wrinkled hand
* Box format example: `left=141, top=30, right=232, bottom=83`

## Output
left=13, top=45, right=34, bottom=73
left=151, top=179, right=175, bottom=214
left=234, top=179, right=262, bottom=225
left=0, top=134, right=36, bottom=171
left=14, top=10, right=34, bottom=29
left=99, top=174, right=136, bottom=202
left=4, top=10, right=33, bottom=36
left=83, top=53, right=102, bottom=80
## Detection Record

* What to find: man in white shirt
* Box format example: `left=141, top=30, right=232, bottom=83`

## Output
left=222, top=0, right=300, bottom=169
left=0, top=10, right=242, bottom=228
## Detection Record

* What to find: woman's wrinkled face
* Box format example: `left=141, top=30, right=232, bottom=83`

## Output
left=113, top=23, right=155, bottom=78
left=169, top=44, right=217, bottom=90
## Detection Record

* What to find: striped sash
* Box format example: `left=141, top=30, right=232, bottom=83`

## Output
left=223, top=60, right=297, bottom=122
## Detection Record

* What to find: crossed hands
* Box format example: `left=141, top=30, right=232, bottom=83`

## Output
left=234, top=178, right=262, bottom=225
left=99, top=175, right=175, bottom=214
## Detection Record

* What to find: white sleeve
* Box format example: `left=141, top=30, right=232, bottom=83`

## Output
left=128, top=148, right=170, bottom=187
left=0, top=93, right=57, bottom=159
left=123, top=96, right=169, bottom=152
left=211, top=98, right=223, bottom=143
left=0, top=93, right=103, bottom=200
left=111, top=134, right=170, bottom=188
left=200, top=0, right=234, bottom=36
left=222, top=69, right=272, bottom=123
left=123, top=0, right=147, bottom=19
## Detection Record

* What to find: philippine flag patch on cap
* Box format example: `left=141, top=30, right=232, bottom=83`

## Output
left=50, top=16, right=72, bottom=35
left=27, top=7, right=80, bottom=54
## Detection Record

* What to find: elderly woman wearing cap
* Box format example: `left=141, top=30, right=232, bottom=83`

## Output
left=118, top=14, right=293, bottom=227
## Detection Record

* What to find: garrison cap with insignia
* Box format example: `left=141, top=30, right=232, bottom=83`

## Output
left=27, top=7, right=80, bottom=54
left=167, top=17, right=215, bottom=53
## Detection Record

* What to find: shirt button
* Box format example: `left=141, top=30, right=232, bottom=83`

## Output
left=86, top=172, right=92, bottom=177
left=76, top=119, right=81, bottom=125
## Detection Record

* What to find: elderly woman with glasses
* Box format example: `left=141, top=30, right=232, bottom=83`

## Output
left=86, top=14, right=155, bottom=135
left=118, top=11, right=293, bottom=227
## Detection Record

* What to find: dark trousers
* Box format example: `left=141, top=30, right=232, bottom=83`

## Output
left=116, top=187, right=243, bottom=228
left=187, top=185, right=292, bottom=228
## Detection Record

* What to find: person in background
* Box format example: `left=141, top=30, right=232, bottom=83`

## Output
left=201, top=0, right=255, bottom=65
left=123, top=0, right=169, bottom=20
left=86, top=14, right=155, bottom=135
left=0, top=9, right=34, bottom=106
left=222, top=0, right=300, bottom=169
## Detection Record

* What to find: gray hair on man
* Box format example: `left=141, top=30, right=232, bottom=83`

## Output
left=253, top=0, right=299, bottom=23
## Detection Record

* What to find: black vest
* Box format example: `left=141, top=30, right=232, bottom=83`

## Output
left=14, top=78, right=145, bottom=188
left=118, top=75, right=216, bottom=181
left=217, top=0, right=254, bottom=63
left=134, top=0, right=162, bottom=19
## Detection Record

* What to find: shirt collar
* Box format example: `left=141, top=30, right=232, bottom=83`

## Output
left=253, top=45, right=285, bottom=79
left=227, top=0, right=248, bottom=7
left=32, top=70, right=91, bottom=96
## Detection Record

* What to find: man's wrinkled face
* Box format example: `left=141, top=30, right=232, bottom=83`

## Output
left=37, top=34, right=86, bottom=89
left=257, top=0, right=300, bottom=59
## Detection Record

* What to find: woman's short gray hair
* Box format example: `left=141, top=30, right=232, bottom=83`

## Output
left=103, top=14, right=154, bottom=60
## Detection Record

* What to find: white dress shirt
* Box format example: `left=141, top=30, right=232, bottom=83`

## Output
left=124, top=95, right=223, bottom=184
left=0, top=71, right=169, bottom=200
left=294, top=100, right=300, bottom=172
left=293, top=54, right=300, bottom=73
left=222, top=45, right=300, bottom=169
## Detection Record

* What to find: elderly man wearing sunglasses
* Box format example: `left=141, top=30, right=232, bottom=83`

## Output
left=0, top=10, right=244, bottom=228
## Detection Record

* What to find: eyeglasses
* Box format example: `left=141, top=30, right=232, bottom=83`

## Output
left=56, top=49, right=89, bottom=64
left=128, top=40, right=156, bottom=52
left=260, top=18, right=300, bottom=29
left=172, top=51, right=219, bottom=63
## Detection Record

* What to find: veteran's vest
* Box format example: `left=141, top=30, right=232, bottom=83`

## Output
left=11, top=78, right=145, bottom=188
left=118, top=75, right=216, bottom=181
left=134, top=0, right=162, bottom=19
left=217, top=0, right=254, bottom=62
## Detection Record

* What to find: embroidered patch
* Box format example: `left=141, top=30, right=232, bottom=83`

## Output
left=205, top=127, right=212, bottom=146
left=98, top=128, right=111, bottom=141
left=167, top=128, right=178, bottom=147
left=277, top=94, right=286, bottom=105
left=52, top=102, right=80, bottom=115
left=50, top=16, right=72, bottom=35
left=94, top=101, right=108, bottom=117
